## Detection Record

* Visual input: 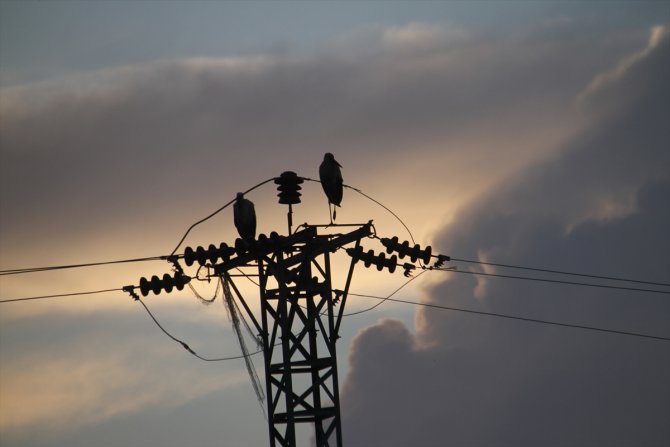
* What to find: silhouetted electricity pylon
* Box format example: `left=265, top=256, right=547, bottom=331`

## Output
left=214, top=223, right=372, bottom=446
left=126, top=171, right=411, bottom=447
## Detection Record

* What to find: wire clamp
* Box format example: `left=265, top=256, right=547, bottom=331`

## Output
left=122, top=285, right=140, bottom=301
left=166, top=255, right=184, bottom=275
left=333, top=289, right=343, bottom=305
left=432, top=254, right=451, bottom=268
left=402, top=263, right=416, bottom=277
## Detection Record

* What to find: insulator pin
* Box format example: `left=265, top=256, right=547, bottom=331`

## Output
left=346, top=246, right=397, bottom=273
left=139, top=272, right=191, bottom=297
left=256, top=231, right=284, bottom=251
left=381, top=236, right=432, bottom=264
left=184, top=243, right=235, bottom=266
left=274, top=171, right=304, bottom=205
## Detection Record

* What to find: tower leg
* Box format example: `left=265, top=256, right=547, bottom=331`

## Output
left=258, top=251, right=343, bottom=446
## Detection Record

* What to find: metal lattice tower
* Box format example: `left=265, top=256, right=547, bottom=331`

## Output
left=214, top=223, right=372, bottom=446
left=126, top=172, right=401, bottom=446
left=125, top=171, right=424, bottom=446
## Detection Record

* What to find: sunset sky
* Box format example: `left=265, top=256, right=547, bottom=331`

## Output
left=1, top=1, right=669, bottom=446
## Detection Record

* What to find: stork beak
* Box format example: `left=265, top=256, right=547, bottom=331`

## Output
left=336, top=160, right=342, bottom=168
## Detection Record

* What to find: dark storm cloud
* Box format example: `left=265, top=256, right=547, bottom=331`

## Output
left=341, top=28, right=669, bottom=447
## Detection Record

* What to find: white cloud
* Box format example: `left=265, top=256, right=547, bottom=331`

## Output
left=471, top=250, right=495, bottom=300
left=578, top=25, right=668, bottom=105
left=381, top=22, right=467, bottom=51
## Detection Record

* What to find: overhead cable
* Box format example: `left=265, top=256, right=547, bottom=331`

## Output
left=342, top=269, right=427, bottom=316
left=0, top=256, right=165, bottom=277
left=450, top=257, right=670, bottom=287
left=348, top=292, right=670, bottom=341
left=433, top=267, right=670, bottom=295
left=3, top=278, right=667, bottom=345
left=0, top=288, right=122, bottom=303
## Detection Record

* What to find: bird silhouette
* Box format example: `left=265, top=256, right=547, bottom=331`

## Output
left=233, top=192, right=256, bottom=242
left=319, top=153, right=343, bottom=224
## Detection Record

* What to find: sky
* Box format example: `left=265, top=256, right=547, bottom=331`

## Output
left=1, top=1, right=669, bottom=446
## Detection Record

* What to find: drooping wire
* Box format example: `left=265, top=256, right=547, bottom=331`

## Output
left=187, top=267, right=222, bottom=305
left=449, top=257, right=670, bottom=288
left=302, top=177, right=416, bottom=244
left=432, top=267, right=670, bottom=295
left=136, top=296, right=264, bottom=362
left=345, top=185, right=416, bottom=245
left=187, top=280, right=220, bottom=304
left=347, top=292, right=670, bottom=342
left=169, top=177, right=275, bottom=257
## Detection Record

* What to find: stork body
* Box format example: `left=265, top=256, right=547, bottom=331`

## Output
left=234, top=192, right=256, bottom=242
left=319, top=153, right=343, bottom=223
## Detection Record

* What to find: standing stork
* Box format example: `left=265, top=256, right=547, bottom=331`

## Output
left=233, top=192, right=256, bottom=242
left=319, top=152, right=343, bottom=224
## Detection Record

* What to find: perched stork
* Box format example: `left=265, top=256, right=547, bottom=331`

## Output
left=319, top=153, right=343, bottom=223
left=233, top=192, right=256, bottom=242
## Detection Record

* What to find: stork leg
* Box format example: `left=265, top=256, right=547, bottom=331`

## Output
left=327, top=202, right=333, bottom=225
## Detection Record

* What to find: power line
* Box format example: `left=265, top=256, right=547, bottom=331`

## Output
left=342, top=269, right=427, bottom=316
left=3, top=276, right=667, bottom=346
left=3, top=263, right=666, bottom=306
left=348, top=292, right=670, bottom=341
left=0, top=288, right=122, bottom=303
left=433, top=267, right=670, bottom=295
left=3, top=261, right=667, bottom=305
left=2, top=179, right=415, bottom=278
left=450, top=257, right=670, bottom=287
left=1, top=177, right=291, bottom=279
left=4, top=251, right=666, bottom=296
left=0, top=256, right=165, bottom=277
left=3, top=178, right=665, bottom=300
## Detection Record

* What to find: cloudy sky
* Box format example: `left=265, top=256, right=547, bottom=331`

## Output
left=1, top=1, right=669, bottom=446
